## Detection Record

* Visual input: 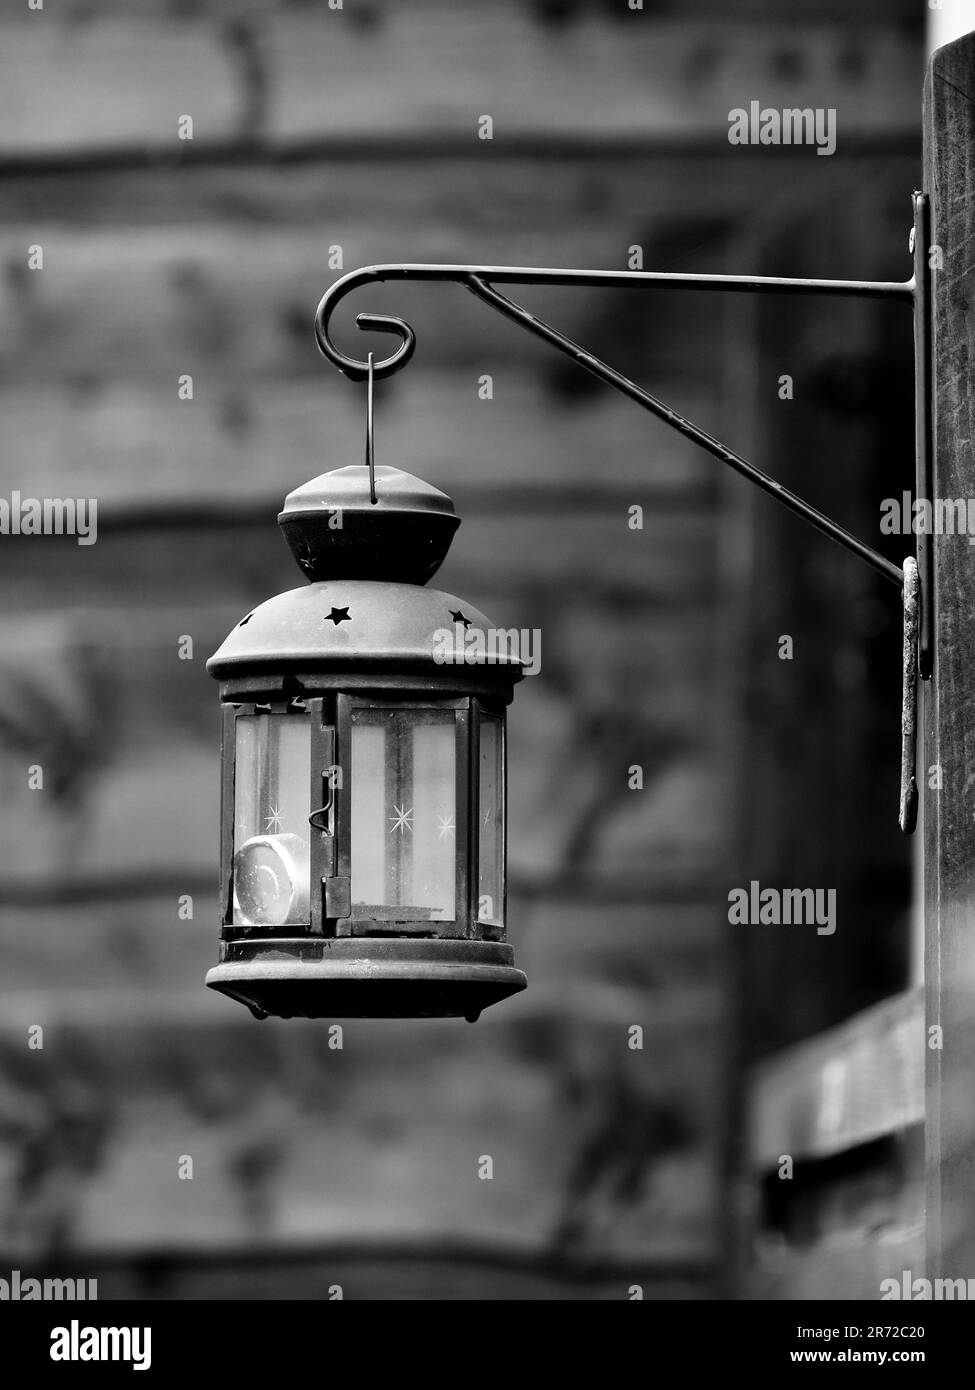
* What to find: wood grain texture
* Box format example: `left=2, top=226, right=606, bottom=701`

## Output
left=736, top=186, right=915, bottom=1063
left=732, top=144, right=918, bottom=1294
left=0, top=376, right=719, bottom=506
left=0, top=0, right=922, bottom=1282
left=0, top=898, right=719, bottom=999
left=922, top=31, right=975, bottom=1285
left=751, top=988, right=923, bottom=1167
left=0, top=150, right=914, bottom=228
left=0, top=580, right=721, bottom=886
left=0, top=156, right=765, bottom=383
left=0, top=7, right=921, bottom=155
left=0, top=508, right=719, bottom=608
left=46, top=1251, right=712, bottom=1301
left=0, top=890, right=722, bottom=1265
left=749, top=1224, right=924, bottom=1301
left=0, top=0, right=923, bottom=22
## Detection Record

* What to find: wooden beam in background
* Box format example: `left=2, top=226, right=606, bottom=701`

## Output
left=0, top=9, right=921, bottom=156
left=923, top=29, right=975, bottom=1284
left=0, top=0, right=924, bottom=22
left=751, top=988, right=923, bottom=1168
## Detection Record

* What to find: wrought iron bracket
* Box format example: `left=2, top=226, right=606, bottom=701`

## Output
left=313, top=196, right=933, bottom=832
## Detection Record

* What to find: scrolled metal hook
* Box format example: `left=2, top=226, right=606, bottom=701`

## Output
left=315, top=271, right=417, bottom=382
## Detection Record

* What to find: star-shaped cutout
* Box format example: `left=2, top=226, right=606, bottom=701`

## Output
left=264, top=805, right=283, bottom=833
left=326, top=607, right=351, bottom=625
left=449, top=609, right=472, bottom=629
left=389, top=804, right=414, bottom=835
left=436, top=815, right=455, bottom=841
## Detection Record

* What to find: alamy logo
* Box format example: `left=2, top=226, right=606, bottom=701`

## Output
left=728, top=879, right=836, bottom=935
left=0, top=491, right=97, bottom=545
left=50, top=1320, right=150, bottom=1371
left=882, top=1270, right=975, bottom=1300
left=432, top=624, right=541, bottom=676
left=881, top=492, right=975, bottom=540
left=0, top=1270, right=96, bottom=1300
left=728, top=102, right=836, bottom=156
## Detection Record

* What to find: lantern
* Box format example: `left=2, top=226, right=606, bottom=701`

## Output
left=205, top=462, right=526, bottom=1022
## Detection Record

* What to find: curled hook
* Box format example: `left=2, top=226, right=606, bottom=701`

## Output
left=315, top=273, right=416, bottom=382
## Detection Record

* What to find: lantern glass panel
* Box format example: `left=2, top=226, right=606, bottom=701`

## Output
left=477, top=710, right=504, bottom=927
left=350, top=707, right=457, bottom=920
left=232, top=713, right=311, bottom=926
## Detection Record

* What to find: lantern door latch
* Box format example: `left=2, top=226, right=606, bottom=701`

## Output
left=325, top=876, right=351, bottom=919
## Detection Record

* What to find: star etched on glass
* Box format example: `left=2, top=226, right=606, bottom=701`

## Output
left=389, top=804, right=414, bottom=835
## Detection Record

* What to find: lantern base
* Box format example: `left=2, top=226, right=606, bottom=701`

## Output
left=205, top=938, right=526, bottom=1022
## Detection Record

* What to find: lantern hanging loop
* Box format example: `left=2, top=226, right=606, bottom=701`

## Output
left=365, top=351, right=377, bottom=505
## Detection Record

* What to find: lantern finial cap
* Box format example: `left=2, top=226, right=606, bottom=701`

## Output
left=278, top=464, right=460, bottom=585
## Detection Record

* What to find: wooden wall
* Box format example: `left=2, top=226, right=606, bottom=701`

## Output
left=0, top=0, right=922, bottom=1298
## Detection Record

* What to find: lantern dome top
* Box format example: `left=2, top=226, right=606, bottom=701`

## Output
left=278, top=464, right=460, bottom=586
left=207, top=579, right=525, bottom=684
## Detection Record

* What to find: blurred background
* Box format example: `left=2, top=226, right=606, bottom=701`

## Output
left=0, top=0, right=944, bottom=1299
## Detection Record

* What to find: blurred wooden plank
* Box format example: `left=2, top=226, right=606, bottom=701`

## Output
left=749, top=1225, right=924, bottom=1301
left=0, top=225, right=736, bottom=384
left=0, top=151, right=916, bottom=227
left=0, top=591, right=721, bottom=884
left=0, top=158, right=917, bottom=396
left=0, top=511, right=720, bottom=608
left=0, top=900, right=212, bottom=997
left=41, top=1249, right=714, bottom=1301
left=0, top=731, right=723, bottom=884
left=0, top=0, right=923, bottom=23
left=0, top=19, right=239, bottom=155
left=518, top=901, right=722, bottom=998
left=0, top=980, right=721, bottom=1263
left=0, top=377, right=719, bottom=506
left=266, top=12, right=920, bottom=147
left=0, top=8, right=920, bottom=155
left=0, top=898, right=719, bottom=998
left=750, top=988, right=924, bottom=1168
left=0, top=873, right=724, bottom=911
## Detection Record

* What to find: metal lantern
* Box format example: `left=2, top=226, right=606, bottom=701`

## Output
left=205, top=462, right=526, bottom=1022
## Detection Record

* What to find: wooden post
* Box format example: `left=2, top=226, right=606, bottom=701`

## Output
left=923, top=30, right=975, bottom=1283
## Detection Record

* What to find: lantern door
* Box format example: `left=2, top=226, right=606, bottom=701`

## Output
left=335, top=694, right=471, bottom=937
left=220, top=698, right=334, bottom=936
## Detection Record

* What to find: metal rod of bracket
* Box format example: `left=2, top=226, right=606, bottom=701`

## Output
left=314, top=259, right=913, bottom=588
left=314, top=241, right=927, bottom=832
left=315, top=264, right=913, bottom=383
left=464, top=274, right=904, bottom=588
